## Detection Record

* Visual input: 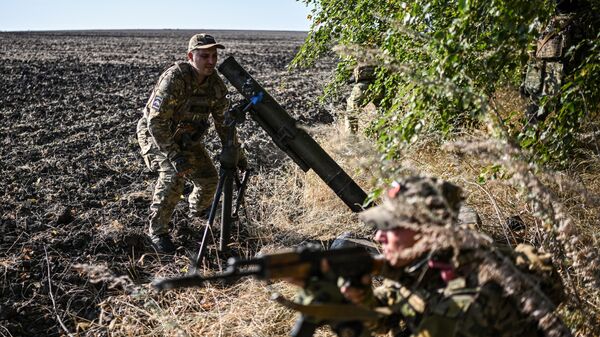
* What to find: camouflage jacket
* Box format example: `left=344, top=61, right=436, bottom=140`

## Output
left=143, top=62, right=230, bottom=159
left=365, top=250, right=542, bottom=337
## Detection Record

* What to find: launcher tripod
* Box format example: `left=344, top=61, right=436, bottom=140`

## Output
left=193, top=91, right=264, bottom=269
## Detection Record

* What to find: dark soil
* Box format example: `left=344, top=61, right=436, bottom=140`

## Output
left=0, top=29, right=339, bottom=336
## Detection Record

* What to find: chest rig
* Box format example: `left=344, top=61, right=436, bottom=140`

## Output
left=169, top=62, right=226, bottom=147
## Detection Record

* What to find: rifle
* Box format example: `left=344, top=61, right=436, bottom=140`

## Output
left=153, top=245, right=388, bottom=337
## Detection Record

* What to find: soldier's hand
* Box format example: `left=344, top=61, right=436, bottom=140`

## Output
left=340, top=275, right=372, bottom=305
left=171, top=155, right=192, bottom=177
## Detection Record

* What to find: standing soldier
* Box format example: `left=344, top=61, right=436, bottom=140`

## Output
left=136, top=34, right=247, bottom=253
left=339, top=176, right=569, bottom=337
left=520, top=0, right=593, bottom=123
left=345, top=63, right=376, bottom=134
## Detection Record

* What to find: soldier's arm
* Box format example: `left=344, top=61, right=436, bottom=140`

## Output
left=362, top=261, right=427, bottom=335
left=365, top=282, right=419, bottom=335
left=147, top=70, right=186, bottom=159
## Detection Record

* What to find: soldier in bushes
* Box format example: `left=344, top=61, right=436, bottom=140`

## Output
left=345, top=63, right=377, bottom=134
left=520, top=0, right=594, bottom=124
left=338, top=177, right=569, bottom=337
left=136, top=34, right=247, bottom=253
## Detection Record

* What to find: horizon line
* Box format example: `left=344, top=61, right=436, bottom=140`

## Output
left=0, top=28, right=310, bottom=33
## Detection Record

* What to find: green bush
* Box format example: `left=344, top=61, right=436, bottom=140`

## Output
left=294, top=0, right=600, bottom=164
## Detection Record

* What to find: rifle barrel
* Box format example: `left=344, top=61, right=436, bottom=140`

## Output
left=152, top=269, right=257, bottom=290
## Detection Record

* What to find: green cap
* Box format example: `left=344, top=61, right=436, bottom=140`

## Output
left=187, top=33, right=225, bottom=52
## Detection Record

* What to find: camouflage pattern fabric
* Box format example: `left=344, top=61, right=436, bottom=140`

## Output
left=520, top=2, right=595, bottom=123
left=345, top=65, right=376, bottom=133
left=356, top=177, right=568, bottom=337
left=359, top=176, right=464, bottom=231
left=137, top=61, right=237, bottom=236
left=145, top=143, right=218, bottom=237
left=296, top=273, right=374, bottom=337
left=521, top=14, right=573, bottom=122
left=346, top=82, right=370, bottom=133
left=369, top=251, right=541, bottom=337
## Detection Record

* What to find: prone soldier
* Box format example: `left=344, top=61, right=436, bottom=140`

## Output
left=152, top=176, right=568, bottom=336
left=340, top=176, right=569, bottom=337
left=136, top=34, right=247, bottom=253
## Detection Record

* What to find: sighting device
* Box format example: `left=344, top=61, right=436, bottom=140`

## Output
left=194, top=57, right=369, bottom=267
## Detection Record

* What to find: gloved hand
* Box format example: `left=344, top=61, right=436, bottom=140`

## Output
left=339, top=275, right=374, bottom=305
left=170, top=154, right=192, bottom=176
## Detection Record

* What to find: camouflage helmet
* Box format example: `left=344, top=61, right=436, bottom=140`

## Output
left=359, top=176, right=464, bottom=231
left=187, top=33, right=225, bottom=52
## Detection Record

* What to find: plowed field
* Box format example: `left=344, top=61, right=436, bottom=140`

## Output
left=0, top=29, right=339, bottom=336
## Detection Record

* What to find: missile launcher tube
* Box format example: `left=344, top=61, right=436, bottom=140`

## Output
left=218, top=56, right=367, bottom=212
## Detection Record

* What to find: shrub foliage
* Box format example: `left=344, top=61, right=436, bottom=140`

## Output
left=293, top=0, right=600, bottom=164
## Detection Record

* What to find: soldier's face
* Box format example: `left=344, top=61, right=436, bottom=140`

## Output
left=375, top=227, right=419, bottom=267
left=188, top=47, right=219, bottom=78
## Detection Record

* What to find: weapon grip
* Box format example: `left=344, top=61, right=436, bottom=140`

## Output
left=290, top=316, right=318, bottom=337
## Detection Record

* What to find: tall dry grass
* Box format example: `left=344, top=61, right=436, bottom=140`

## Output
left=81, top=90, right=599, bottom=336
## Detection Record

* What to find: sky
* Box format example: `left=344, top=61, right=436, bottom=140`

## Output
left=0, top=0, right=313, bottom=32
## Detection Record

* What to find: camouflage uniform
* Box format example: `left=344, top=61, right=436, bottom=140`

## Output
left=355, top=177, right=569, bottom=337
left=345, top=64, right=376, bottom=133
left=365, top=252, right=542, bottom=337
left=520, top=0, right=591, bottom=123
left=137, top=58, right=236, bottom=238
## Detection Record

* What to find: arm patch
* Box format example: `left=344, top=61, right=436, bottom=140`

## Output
left=151, top=96, right=163, bottom=110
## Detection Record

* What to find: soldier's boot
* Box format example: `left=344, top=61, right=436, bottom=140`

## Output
left=151, top=234, right=176, bottom=254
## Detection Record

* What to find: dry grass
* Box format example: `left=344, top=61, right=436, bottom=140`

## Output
left=80, top=89, right=599, bottom=336
left=79, top=121, right=379, bottom=337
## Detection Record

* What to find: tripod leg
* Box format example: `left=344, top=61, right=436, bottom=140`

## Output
left=207, top=171, right=226, bottom=225
left=233, top=169, right=251, bottom=219
left=194, top=171, right=226, bottom=269
left=219, top=170, right=234, bottom=252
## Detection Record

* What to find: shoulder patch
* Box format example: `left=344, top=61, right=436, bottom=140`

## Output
left=151, top=96, right=163, bottom=110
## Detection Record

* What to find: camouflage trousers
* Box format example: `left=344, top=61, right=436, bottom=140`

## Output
left=522, top=59, right=564, bottom=123
left=146, top=143, right=218, bottom=237
left=521, top=14, right=576, bottom=123
left=345, top=82, right=370, bottom=133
